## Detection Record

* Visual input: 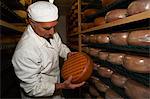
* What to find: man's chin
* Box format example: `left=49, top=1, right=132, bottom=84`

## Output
left=45, top=36, right=53, bottom=39
left=49, top=36, right=53, bottom=39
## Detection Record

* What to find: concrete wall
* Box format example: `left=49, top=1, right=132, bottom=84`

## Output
left=55, top=15, right=67, bottom=44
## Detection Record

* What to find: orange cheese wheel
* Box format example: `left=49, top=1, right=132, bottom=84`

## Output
left=61, top=52, right=93, bottom=83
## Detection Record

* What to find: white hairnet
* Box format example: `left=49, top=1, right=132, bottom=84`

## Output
left=27, top=1, right=58, bottom=22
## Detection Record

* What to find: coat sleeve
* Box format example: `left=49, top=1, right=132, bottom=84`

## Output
left=55, top=33, right=71, bottom=59
left=12, top=50, right=55, bottom=97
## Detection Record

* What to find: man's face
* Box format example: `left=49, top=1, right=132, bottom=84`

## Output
left=29, top=19, right=58, bottom=39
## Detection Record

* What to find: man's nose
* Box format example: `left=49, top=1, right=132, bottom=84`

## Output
left=49, top=28, right=55, bottom=34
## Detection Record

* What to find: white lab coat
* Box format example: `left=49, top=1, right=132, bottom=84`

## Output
left=12, top=25, right=70, bottom=98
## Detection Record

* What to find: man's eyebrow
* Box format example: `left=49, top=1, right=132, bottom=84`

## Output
left=42, top=27, right=53, bottom=30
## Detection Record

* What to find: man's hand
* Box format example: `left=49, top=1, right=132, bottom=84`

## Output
left=55, top=76, right=85, bottom=90
left=67, top=52, right=78, bottom=58
left=62, top=76, right=85, bottom=89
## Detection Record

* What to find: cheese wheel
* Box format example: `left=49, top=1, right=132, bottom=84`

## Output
left=97, top=96, right=104, bottom=99
left=98, top=51, right=109, bottom=60
left=82, top=47, right=89, bottom=53
left=101, top=0, right=116, bottom=7
left=91, top=76, right=109, bottom=92
left=81, top=23, right=95, bottom=30
left=107, top=53, right=125, bottom=65
left=72, top=2, right=78, bottom=10
left=105, top=9, right=128, bottom=22
left=105, top=88, right=122, bottom=99
left=123, top=79, right=150, bottom=99
left=61, top=52, right=93, bottom=83
left=111, top=73, right=128, bottom=88
left=89, top=86, right=100, bottom=96
left=93, top=63, right=100, bottom=70
left=83, top=93, right=92, bottom=99
left=96, top=34, right=110, bottom=44
left=94, top=17, right=106, bottom=26
left=97, top=67, right=113, bottom=78
left=110, top=32, right=129, bottom=45
left=73, top=9, right=78, bottom=15
left=123, top=55, right=150, bottom=73
left=89, top=34, right=97, bottom=43
left=82, top=35, right=90, bottom=43
left=89, top=48, right=100, bottom=57
left=14, top=10, right=27, bottom=19
left=128, top=30, right=150, bottom=46
left=25, top=0, right=32, bottom=5
left=19, top=0, right=25, bottom=6
left=72, top=27, right=78, bottom=33
left=127, top=0, right=150, bottom=15
left=83, top=9, right=98, bottom=17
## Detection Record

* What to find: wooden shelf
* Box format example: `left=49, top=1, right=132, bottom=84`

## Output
left=69, top=32, right=79, bottom=37
left=87, top=43, right=150, bottom=55
left=68, top=44, right=79, bottom=51
left=0, top=20, right=25, bottom=32
left=68, top=11, right=150, bottom=37
left=81, top=11, right=150, bottom=33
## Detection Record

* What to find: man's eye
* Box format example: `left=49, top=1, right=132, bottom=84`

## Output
left=43, top=27, right=53, bottom=30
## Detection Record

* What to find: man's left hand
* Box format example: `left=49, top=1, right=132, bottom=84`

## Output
left=67, top=52, right=78, bottom=58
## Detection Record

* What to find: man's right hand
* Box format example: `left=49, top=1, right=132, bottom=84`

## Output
left=55, top=76, right=85, bottom=90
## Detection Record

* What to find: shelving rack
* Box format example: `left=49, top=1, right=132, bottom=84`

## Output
left=66, top=0, right=150, bottom=98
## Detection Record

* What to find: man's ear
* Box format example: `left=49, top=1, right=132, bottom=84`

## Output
left=28, top=18, right=36, bottom=27
left=27, top=18, right=32, bottom=24
left=25, top=19, right=29, bottom=24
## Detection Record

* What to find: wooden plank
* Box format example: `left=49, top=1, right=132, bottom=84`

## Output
left=69, top=32, right=79, bottom=36
left=81, top=11, right=150, bottom=34
left=0, top=20, right=25, bottom=32
left=78, top=0, right=82, bottom=52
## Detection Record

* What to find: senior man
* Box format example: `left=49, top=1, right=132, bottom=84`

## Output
left=12, top=1, right=85, bottom=99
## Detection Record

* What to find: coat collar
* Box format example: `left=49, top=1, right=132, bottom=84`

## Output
left=27, top=25, right=53, bottom=48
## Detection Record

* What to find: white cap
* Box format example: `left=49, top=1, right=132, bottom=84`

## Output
left=27, top=1, right=58, bottom=22
left=49, top=0, right=54, bottom=3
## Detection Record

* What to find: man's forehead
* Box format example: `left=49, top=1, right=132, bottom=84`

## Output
left=38, top=21, right=58, bottom=26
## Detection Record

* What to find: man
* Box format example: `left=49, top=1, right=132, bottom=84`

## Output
left=12, top=1, right=85, bottom=99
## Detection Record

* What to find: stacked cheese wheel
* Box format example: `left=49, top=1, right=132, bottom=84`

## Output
left=61, top=52, right=93, bottom=83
